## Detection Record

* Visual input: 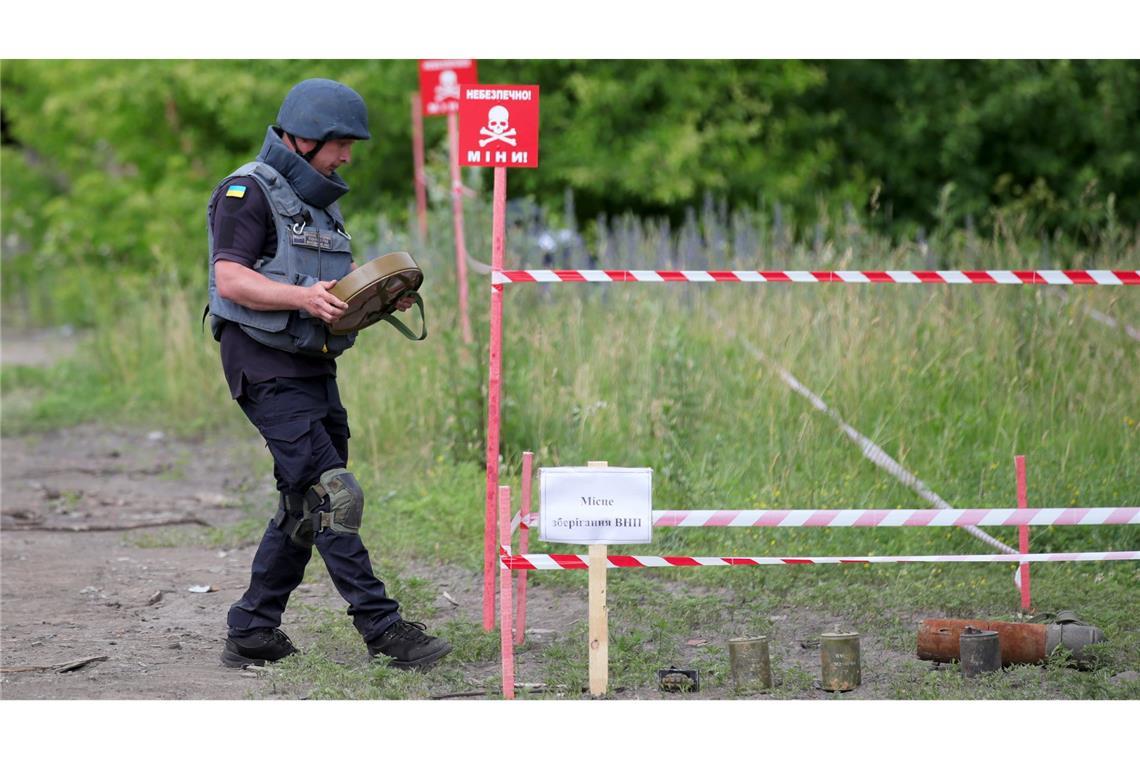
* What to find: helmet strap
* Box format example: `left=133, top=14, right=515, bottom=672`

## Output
left=285, top=132, right=325, bottom=163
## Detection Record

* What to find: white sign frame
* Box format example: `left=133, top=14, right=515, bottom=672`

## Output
left=539, top=467, right=653, bottom=545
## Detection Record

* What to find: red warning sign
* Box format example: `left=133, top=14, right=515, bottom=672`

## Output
left=458, top=85, right=540, bottom=169
left=419, top=59, right=478, bottom=117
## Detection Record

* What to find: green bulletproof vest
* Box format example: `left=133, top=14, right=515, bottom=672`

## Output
left=205, top=161, right=357, bottom=358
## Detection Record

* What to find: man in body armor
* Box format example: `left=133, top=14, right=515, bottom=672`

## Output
left=207, top=78, right=451, bottom=670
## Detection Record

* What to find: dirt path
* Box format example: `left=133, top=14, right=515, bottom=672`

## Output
left=0, top=424, right=287, bottom=698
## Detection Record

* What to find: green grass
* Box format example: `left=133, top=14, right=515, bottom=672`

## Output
left=264, top=597, right=501, bottom=700
left=887, top=655, right=1140, bottom=700
left=3, top=205, right=1137, bottom=698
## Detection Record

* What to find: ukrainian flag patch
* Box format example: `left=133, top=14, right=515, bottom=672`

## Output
left=226, top=184, right=247, bottom=198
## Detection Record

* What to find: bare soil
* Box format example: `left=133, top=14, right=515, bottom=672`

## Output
left=1, top=425, right=279, bottom=698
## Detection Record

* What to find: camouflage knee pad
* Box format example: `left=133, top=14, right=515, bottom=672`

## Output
left=312, top=468, right=364, bottom=535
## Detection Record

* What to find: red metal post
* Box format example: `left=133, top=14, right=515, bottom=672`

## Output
left=410, top=93, right=428, bottom=243
left=515, top=450, right=533, bottom=645
left=446, top=111, right=473, bottom=345
left=483, top=166, right=507, bottom=630
left=1016, top=455, right=1031, bottom=611
left=498, top=485, right=515, bottom=699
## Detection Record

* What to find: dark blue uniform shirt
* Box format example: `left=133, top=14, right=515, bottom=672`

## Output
left=209, top=177, right=337, bottom=398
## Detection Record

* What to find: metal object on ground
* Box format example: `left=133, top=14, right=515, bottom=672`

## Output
left=1044, top=610, right=1106, bottom=665
left=728, top=636, right=772, bottom=693
left=820, top=632, right=861, bottom=692
left=917, top=616, right=1105, bottom=667
left=919, top=618, right=1044, bottom=665
left=328, top=251, right=424, bottom=335
left=657, top=667, right=699, bottom=693
left=959, top=626, right=1002, bottom=677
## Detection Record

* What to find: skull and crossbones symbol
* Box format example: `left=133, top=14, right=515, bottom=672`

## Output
left=479, top=105, right=517, bottom=147
left=434, top=70, right=461, bottom=102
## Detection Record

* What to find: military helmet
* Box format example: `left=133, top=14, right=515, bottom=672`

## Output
left=277, top=78, right=371, bottom=142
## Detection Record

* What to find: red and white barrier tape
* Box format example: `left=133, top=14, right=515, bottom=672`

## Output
left=514, top=507, right=1139, bottom=531
left=501, top=550, right=1140, bottom=571
left=493, top=269, right=1140, bottom=285
left=651, top=507, right=1140, bottom=528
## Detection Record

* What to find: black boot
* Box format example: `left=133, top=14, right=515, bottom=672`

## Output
left=368, top=620, right=452, bottom=671
left=221, top=628, right=299, bottom=668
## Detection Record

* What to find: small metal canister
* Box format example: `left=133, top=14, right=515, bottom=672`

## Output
left=820, top=632, right=861, bottom=692
left=728, top=636, right=772, bottom=693
left=959, top=626, right=1002, bottom=677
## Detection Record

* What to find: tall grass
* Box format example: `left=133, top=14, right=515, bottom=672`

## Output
left=5, top=198, right=1137, bottom=567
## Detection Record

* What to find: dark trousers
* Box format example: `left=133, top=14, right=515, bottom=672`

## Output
left=226, top=375, right=401, bottom=643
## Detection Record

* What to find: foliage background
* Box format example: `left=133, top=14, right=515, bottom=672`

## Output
left=3, top=60, right=1139, bottom=324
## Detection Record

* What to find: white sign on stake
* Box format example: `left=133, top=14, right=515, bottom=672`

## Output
left=539, top=467, right=653, bottom=545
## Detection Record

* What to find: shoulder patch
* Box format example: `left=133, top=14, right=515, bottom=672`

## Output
left=225, top=184, right=247, bottom=199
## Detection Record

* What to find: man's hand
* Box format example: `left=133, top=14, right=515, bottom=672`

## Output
left=300, top=280, right=349, bottom=324
left=394, top=293, right=417, bottom=312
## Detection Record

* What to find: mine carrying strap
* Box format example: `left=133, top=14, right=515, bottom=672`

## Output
left=375, top=292, right=426, bottom=341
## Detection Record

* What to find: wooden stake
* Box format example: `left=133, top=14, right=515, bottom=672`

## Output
left=587, top=460, right=609, bottom=697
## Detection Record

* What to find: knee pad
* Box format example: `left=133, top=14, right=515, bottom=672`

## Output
left=311, top=468, right=364, bottom=535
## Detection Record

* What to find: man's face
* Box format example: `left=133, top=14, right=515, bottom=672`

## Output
left=295, top=137, right=357, bottom=176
